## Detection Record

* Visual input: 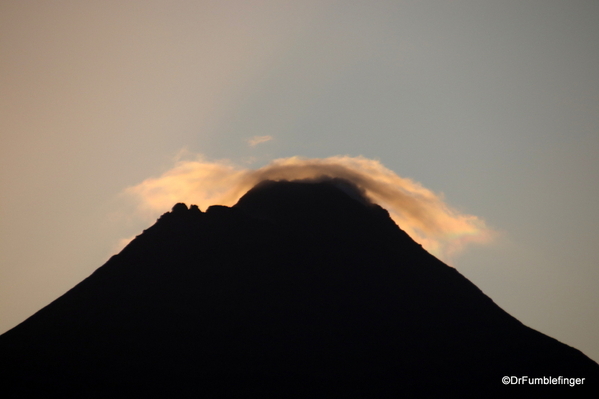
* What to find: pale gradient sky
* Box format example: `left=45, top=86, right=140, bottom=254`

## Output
left=1, top=1, right=598, bottom=362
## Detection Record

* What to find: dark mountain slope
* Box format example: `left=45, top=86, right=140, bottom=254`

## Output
left=1, top=178, right=598, bottom=397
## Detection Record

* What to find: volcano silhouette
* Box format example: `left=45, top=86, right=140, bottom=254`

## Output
left=1, top=179, right=598, bottom=397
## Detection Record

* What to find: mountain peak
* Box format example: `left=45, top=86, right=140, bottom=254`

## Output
left=1, top=179, right=598, bottom=397
left=234, top=177, right=374, bottom=221
left=238, top=177, right=372, bottom=206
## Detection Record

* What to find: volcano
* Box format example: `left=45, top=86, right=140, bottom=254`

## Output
left=1, top=178, right=597, bottom=397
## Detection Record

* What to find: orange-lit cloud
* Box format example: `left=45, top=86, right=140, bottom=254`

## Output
left=123, top=155, right=494, bottom=261
left=247, top=135, right=273, bottom=147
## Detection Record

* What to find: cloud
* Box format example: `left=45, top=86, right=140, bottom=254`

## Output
left=123, top=155, right=494, bottom=261
left=247, top=135, right=273, bottom=147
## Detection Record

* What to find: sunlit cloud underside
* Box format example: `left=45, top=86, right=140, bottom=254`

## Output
left=124, top=155, right=493, bottom=261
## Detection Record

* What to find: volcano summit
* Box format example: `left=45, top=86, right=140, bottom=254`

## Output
left=1, top=178, right=597, bottom=397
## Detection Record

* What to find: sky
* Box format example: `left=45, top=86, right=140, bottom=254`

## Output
left=1, top=1, right=598, bottom=362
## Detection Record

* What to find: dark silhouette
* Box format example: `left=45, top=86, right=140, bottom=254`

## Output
left=1, top=178, right=598, bottom=397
